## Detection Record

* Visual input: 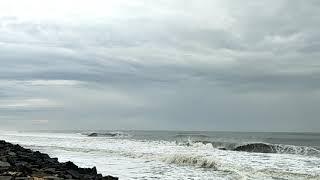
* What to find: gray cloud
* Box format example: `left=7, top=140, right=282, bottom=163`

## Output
left=0, top=0, right=320, bottom=131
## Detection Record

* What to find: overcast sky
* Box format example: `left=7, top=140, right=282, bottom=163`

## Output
left=0, top=0, right=320, bottom=131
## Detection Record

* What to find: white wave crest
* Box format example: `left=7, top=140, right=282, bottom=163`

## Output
left=162, top=154, right=218, bottom=169
left=273, top=144, right=320, bottom=156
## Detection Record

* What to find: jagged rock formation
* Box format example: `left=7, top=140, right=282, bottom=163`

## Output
left=0, top=140, right=118, bottom=180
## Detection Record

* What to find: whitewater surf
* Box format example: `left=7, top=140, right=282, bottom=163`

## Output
left=1, top=130, right=319, bottom=179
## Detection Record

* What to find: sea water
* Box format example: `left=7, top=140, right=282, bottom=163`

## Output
left=0, top=130, right=319, bottom=179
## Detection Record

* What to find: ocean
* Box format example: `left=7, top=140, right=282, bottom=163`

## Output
left=0, top=130, right=319, bottom=179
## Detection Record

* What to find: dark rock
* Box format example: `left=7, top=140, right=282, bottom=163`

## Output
left=60, top=174, right=72, bottom=179
left=0, top=176, right=12, bottom=180
left=42, top=168, right=55, bottom=174
left=66, top=170, right=80, bottom=179
left=88, top=133, right=98, bottom=137
left=16, top=164, right=32, bottom=174
left=0, top=162, right=10, bottom=168
left=7, top=153, right=15, bottom=157
left=15, top=177, right=32, bottom=180
left=6, top=158, right=15, bottom=166
left=63, top=161, right=78, bottom=171
left=83, top=174, right=96, bottom=179
left=2, top=171, right=24, bottom=177
left=78, top=167, right=97, bottom=175
left=46, top=158, right=58, bottom=164
left=0, top=157, right=7, bottom=162
left=42, top=175, right=63, bottom=180
left=0, top=140, right=118, bottom=179
left=15, top=162, right=29, bottom=167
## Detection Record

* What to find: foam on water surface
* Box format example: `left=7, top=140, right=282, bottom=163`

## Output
left=0, top=131, right=320, bottom=179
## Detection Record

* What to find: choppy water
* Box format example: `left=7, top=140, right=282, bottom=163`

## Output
left=0, top=130, right=320, bottom=179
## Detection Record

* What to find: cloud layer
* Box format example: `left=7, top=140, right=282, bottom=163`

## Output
left=0, top=0, right=320, bottom=131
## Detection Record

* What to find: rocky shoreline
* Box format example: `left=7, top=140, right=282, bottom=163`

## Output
left=0, top=140, right=118, bottom=180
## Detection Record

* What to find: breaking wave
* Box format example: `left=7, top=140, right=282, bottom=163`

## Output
left=4, top=132, right=320, bottom=180
left=27, top=143, right=219, bottom=170
left=82, top=131, right=130, bottom=138
left=176, top=139, right=320, bottom=157
left=162, top=154, right=218, bottom=169
left=232, top=142, right=320, bottom=157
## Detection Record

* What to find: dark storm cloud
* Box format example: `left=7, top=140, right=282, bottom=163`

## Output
left=0, top=0, right=320, bottom=131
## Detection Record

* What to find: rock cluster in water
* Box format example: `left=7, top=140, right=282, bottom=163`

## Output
left=0, top=140, right=118, bottom=180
